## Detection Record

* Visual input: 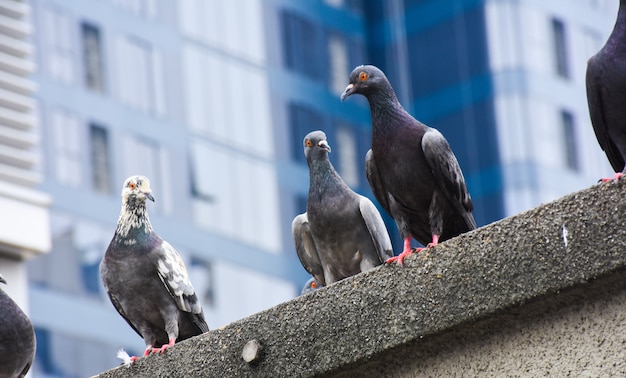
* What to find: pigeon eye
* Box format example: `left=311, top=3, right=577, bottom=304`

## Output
left=311, top=281, right=317, bottom=288
left=129, top=182, right=136, bottom=190
left=305, top=139, right=312, bottom=147
left=359, top=72, right=368, bottom=81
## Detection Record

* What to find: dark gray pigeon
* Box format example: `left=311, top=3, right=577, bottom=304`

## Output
left=341, top=65, right=476, bottom=266
left=586, top=1, right=626, bottom=181
left=0, top=274, right=35, bottom=378
left=100, top=175, right=209, bottom=361
left=300, top=277, right=321, bottom=295
left=292, top=130, right=393, bottom=286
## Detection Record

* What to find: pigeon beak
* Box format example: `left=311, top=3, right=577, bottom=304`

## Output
left=0, top=274, right=5, bottom=285
left=145, top=192, right=155, bottom=202
left=318, top=140, right=331, bottom=153
left=340, top=83, right=355, bottom=101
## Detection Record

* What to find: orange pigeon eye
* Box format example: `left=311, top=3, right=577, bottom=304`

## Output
left=311, top=281, right=318, bottom=288
left=305, top=139, right=313, bottom=147
left=129, top=182, right=136, bottom=190
left=359, top=72, right=368, bottom=81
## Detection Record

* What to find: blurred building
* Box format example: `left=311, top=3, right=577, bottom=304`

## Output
left=25, top=0, right=617, bottom=376
left=0, top=0, right=50, bottom=323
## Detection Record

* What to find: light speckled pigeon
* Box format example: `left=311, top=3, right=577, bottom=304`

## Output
left=341, top=65, right=476, bottom=266
left=292, top=131, right=393, bottom=286
left=0, top=274, right=35, bottom=378
left=586, top=0, right=626, bottom=181
left=100, top=176, right=208, bottom=360
left=300, top=277, right=321, bottom=295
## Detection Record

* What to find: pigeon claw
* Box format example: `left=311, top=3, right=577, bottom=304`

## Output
left=386, top=247, right=424, bottom=266
left=130, top=356, right=139, bottom=363
left=599, top=172, right=624, bottom=182
left=150, top=338, right=176, bottom=355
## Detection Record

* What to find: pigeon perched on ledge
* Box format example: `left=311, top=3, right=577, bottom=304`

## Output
left=292, top=131, right=393, bottom=286
left=0, top=274, right=35, bottom=378
left=586, top=0, right=626, bottom=181
left=341, top=65, right=476, bottom=266
left=100, top=176, right=209, bottom=361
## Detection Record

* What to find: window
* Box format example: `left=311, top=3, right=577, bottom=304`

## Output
left=178, top=0, right=265, bottom=64
left=80, top=241, right=104, bottom=295
left=81, top=22, right=106, bottom=92
left=294, top=194, right=308, bottom=215
left=182, top=46, right=272, bottom=157
left=42, top=6, right=74, bottom=84
left=89, top=123, right=112, bottom=193
left=582, top=28, right=603, bottom=61
left=115, top=37, right=166, bottom=116
left=288, top=103, right=325, bottom=164
left=281, top=10, right=325, bottom=80
left=551, top=18, right=569, bottom=79
left=335, top=125, right=359, bottom=187
left=561, top=110, right=579, bottom=171
left=328, top=32, right=349, bottom=95
left=188, top=257, right=214, bottom=307
left=111, top=0, right=158, bottom=19
left=190, top=140, right=281, bottom=252
left=324, top=0, right=344, bottom=8
left=51, top=109, right=82, bottom=187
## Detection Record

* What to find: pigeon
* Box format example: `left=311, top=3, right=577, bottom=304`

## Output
left=292, top=131, right=393, bottom=286
left=100, top=175, right=209, bottom=361
left=0, top=274, right=35, bottom=378
left=300, top=277, right=321, bottom=295
left=586, top=1, right=626, bottom=181
left=341, top=65, right=476, bottom=266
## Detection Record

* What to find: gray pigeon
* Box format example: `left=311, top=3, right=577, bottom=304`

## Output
left=586, top=1, right=626, bottom=181
left=0, top=274, right=35, bottom=378
left=292, top=131, right=393, bottom=286
left=100, top=176, right=209, bottom=360
left=341, top=65, right=476, bottom=266
left=300, top=277, right=321, bottom=295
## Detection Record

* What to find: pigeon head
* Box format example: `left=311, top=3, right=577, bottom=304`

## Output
left=122, top=175, right=155, bottom=204
left=115, top=176, right=155, bottom=238
left=303, top=130, right=331, bottom=162
left=300, top=277, right=321, bottom=295
left=340, top=65, right=394, bottom=101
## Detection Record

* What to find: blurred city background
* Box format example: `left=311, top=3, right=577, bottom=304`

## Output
left=0, top=0, right=617, bottom=376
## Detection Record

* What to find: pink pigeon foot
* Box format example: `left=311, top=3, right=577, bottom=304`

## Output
left=151, top=338, right=176, bottom=354
left=600, top=172, right=624, bottom=182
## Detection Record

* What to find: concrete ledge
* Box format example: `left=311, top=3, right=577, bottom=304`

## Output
left=94, top=180, right=626, bottom=377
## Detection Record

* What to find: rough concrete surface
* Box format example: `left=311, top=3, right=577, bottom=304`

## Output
left=94, top=181, right=626, bottom=378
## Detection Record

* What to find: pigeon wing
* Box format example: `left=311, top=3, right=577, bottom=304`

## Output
left=422, top=129, right=475, bottom=219
left=155, top=241, right=203, bottom=315
left=292, top=213, right=325, bottom=286
left=358, top=195, right=393, bottom=262
left=105, top=289, right=143, bottom=338
left=586, top=56, right=625, bottom=172
left=365, top=149, right=391, bottom=215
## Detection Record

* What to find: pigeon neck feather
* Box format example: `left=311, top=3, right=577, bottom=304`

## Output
left=607, top=1, right=626, bottom=51
left=115, top=196, right=154, bottom=238
left=368, top=89, right=413, bottom=142
left=307, top=154, right=348, bottom=195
